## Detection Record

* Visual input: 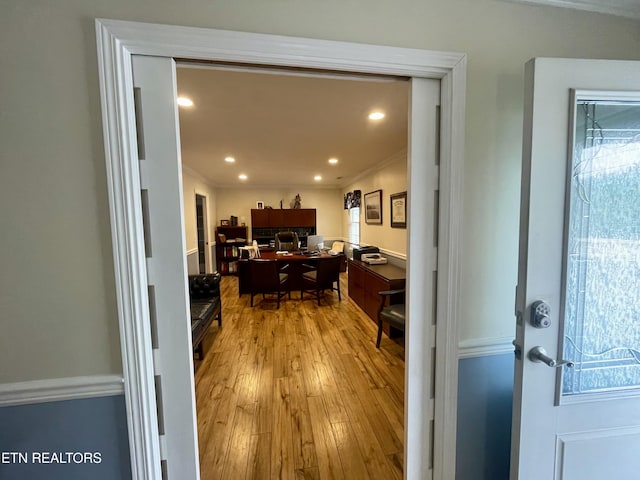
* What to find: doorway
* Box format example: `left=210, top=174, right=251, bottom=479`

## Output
left=179, top=63, right=410, bottom=478
left=96, top=19, right=465, bottom=479
left=195, top=193, right=209, bottom=274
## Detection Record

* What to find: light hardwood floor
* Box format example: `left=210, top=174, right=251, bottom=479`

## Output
left=194, top=273, right=405, bottom=480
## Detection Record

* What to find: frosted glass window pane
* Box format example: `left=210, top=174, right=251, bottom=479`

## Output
left=562, top=99, right=640, bottom=396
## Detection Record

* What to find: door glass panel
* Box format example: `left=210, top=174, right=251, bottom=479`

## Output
left=562, top=96, right=640, bottom=396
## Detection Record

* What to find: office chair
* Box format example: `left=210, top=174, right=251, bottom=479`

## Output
left=248, top=259, right=290, bottom=308
left=274, top=231, right=300, bottom=251
left=376, top=289, right=405, bottom=347
left=300, top=256, right=341, bottom=305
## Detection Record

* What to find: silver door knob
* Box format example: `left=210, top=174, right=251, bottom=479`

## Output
left=528, top=346, right=574, bottom=368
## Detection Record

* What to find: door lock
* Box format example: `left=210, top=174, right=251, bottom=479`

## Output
left=528, top=346, right=574, bottom=368
left=531, top=300, right=551, bottom=328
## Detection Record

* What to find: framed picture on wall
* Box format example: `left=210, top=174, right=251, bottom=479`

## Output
left=364, top=189, right=383, bottom=224
left=390, top=191, right=407, bottom=228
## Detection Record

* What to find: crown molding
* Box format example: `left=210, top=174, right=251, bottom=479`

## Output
left=504, top=0, right=640, bottom=20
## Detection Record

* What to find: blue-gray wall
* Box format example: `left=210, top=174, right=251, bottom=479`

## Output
left=456, top=353, right=514, bottom=480
left=0, top=395, right=131, bottom=480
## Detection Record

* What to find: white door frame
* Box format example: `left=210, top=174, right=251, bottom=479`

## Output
left=96, top=18, right=465, bottom=480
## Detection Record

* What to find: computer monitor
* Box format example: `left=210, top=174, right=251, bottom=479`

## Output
left=306, top=234, right=324, bottom=252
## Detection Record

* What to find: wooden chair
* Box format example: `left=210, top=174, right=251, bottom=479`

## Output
left=376, top=289, right=405, bottom=348
left=300, top=256, right=342, bottom=305
left=248, top=259, right=290, bottom=308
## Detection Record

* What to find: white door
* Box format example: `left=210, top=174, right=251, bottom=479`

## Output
left=512, top=58, right=640, bottom=479
left=132, top=55, right=200, bottom=478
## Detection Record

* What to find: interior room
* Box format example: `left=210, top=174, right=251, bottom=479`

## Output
left=2, top=1, right=640, bottom=480
left=178, top=64, right=411, bottom=478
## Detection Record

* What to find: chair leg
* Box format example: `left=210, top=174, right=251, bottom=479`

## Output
left=376, top=321, right=384, bottom=348
left=336, top=278, right=341, bottom=301
left=250, top=293, right=254, bottom=307
left=317, top=288, right=321, bottom=306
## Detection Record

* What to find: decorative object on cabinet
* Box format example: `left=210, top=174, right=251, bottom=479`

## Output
left=364, top=189, right=383, bottom=224
left=390, top=191, right=407, bottom=228
left=220, top=219, right=230, bottom=226
left=292, top=193, right=302, bottom=209
left=256, top=201, right=264, bottom=209
left=215, top=226, right=247, bottom=275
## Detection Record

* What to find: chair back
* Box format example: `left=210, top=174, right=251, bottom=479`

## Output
left=316, top=256, right=341, bottom=287
left=248, top=259, right=280, bottom=292
left=275, top=231, right=300, bottom=251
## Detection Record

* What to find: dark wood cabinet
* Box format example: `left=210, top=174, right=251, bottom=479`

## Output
left=250, top=208, right=316, bottom=245
left=215, top=226, right=247, bottom=275
left=284, top=208, right=315, bottom=227
left=348, top=259, right=406, bottom=334
left=251, top=209, right=270, bottom=228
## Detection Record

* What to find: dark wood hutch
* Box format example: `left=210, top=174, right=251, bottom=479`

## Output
left=251, top=208, right=316, bottom=247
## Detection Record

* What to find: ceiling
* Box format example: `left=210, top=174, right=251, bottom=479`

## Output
left=176, top=65, right=409, bottom=188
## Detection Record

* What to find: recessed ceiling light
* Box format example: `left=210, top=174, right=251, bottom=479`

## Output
left=225, top=156, right=235, bottom=163
left=314, top=175, right=322, bottom=181
left=177, top=96, right=194, bottom=107
left=368, top=111, right=385, bottom=120
left=238, top=174, right=247, bottom=180
left=328, top=158, right=339, bottom=165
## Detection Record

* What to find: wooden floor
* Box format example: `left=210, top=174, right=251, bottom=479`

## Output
left=194, top=273, right=405, bottom=480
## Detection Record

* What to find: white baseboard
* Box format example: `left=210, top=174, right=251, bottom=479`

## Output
left=0, top=375, right=124, bottom=407
left=458, top=336, right=515, bottom=359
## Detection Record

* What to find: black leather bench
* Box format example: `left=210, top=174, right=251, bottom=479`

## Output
left=188, top=273, right=222, bottom=358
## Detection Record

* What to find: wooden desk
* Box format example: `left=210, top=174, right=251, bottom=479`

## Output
left=238, top=251, right=344, bottom=295
left=348, top=259, right=406, bottom=333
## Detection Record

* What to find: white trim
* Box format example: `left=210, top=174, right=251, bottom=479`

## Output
left=344, top=149, right=408, bottom=188
left=458, top=336, right=515, bottom=359
left=378, top=247, right=407, bottom=261
left=0, top=375, right=124, bottom=407
left=96, top=22, right=163, bottom=480
left=503, top=0, right=640, bottom=19
left=186, top=247, right=198, bottom=256
left=95, top=18, right=466, bottom=480
left=181, top=164, right=211, bottom=185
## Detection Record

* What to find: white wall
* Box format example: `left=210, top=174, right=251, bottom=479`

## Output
left=342, top=151, right=408, bottom=257
left=2, top=0, right=639, bottom=382
left=215, top=187, right=343, bottom=240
